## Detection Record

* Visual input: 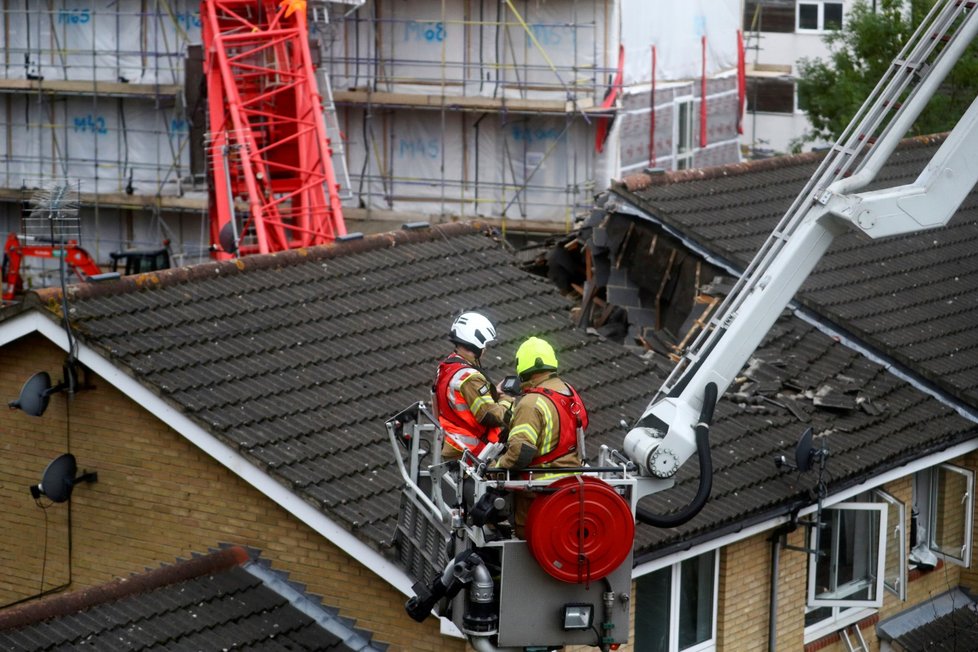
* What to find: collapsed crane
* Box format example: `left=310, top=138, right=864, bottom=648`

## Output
left=201, top=0, right=346, bottom=259
left=389, top=1, right=978, bottom=649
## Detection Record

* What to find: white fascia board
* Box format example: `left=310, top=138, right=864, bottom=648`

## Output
left=0, top=312, right=414, bottom=596
left=632, top=436, right=978, bottom=578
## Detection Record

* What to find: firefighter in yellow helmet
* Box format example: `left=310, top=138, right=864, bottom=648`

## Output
left=492, top=336, right=589, bottom=536
left=433, top=312, right=514, bottom=461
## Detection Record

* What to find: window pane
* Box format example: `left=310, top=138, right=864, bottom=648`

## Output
left=931, top=466, right=970, bottom=562
left=747, top=78, right=795, bottom=113
left=809, top=504, right=886, bottom=608
left=635, top=567, right=671, bottom=652
left=824, top=3, right=844, bottom=30
left=678, top=551, right=715, bottom=649
left=745, top=1, right=796, bottom=33
left=798, top=4, right=819, bottom=29
left=805, top=605, right=833, bottom=627
left=874, top=490, right=905, bottom=598
left=829, top=510, right=878, bottom=601
left=677, top=102, right=693, bottom=153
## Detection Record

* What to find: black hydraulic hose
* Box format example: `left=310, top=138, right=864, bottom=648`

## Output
left=637, top=382, right=718, bottom=528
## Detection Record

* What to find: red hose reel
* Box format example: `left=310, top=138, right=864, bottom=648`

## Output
left=524, top=476, right=634, bottom=584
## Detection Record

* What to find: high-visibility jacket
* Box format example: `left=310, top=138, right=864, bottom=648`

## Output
left=433, top=354, right=502, bottom=455
left=522, top=384, right=589, bottom=466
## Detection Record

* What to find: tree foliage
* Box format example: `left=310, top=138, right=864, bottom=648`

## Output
left=796, top=0, right=978, bottom=148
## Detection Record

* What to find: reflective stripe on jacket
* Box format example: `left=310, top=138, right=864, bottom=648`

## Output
left=522, top=384, right=589, bottom=466
left=433, top=355, right=500, bottom=454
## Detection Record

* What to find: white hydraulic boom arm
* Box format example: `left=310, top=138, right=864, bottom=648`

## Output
left=624, top=0, right=978, bottom=511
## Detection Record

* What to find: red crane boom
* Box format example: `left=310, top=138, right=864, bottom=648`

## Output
left=201, top=0, right=346, bottom=259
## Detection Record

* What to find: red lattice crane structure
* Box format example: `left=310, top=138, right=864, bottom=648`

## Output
left=201, top=0, right=346, bottom=259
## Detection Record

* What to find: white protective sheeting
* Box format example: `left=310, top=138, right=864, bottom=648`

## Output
left=1, top=0, right=200, bottom=84
left=0, top=95, right=191, bottom=196
left=343, top=107, right=593, bottom=220
left=620, top=0, right=740, bottom=84
left=480, top=0, right=604, bottom=100
left=379, top=0, right=467, bottom=95
left=328, top=0, right=607, bottom=101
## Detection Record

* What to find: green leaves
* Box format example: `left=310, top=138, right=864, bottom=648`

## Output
left=796, top=0, right=978, bottom=146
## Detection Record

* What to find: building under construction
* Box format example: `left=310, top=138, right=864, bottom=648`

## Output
left=0, top=1, right=745, bottom=288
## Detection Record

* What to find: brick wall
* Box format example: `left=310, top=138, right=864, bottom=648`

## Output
left=0, top=334, right=458, bottom=651
left=717, top=536, right=773, bottom=648
left=547, top=462, right=974, bottom=652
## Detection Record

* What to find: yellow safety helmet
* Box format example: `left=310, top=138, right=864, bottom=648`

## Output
left=515, top=336, right=558, bottom=379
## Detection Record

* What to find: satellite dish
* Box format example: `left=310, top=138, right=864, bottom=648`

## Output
left=8, top=361, right=82, bottom=417
left=35, top=453, right=77, bottom=503
left=9, top=372, right=52, bottom=417
left=795, top=427, right=815, bottom=472
left=774, top=426, right=827, bottom=473
left=218, top=222, right=238, bottom=254
left=29, top=453, right=97, bottom=503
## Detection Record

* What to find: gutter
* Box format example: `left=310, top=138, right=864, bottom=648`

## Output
left=632, top=422, right=978, bottom=575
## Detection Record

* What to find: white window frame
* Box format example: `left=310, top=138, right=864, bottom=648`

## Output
left=806, top=502, right=887, bottom=609
left=674, top=97, right=695, bottom=171
left=804, top=604, right=874, bottom=643
left=636, top=551, right=719, bottom=652
left=874, top=489, right=907, bottom=600
left=796, top=1, right=844, bottom=33
left=921, top=463, right=975, bottom=567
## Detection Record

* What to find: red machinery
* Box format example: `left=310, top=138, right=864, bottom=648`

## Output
left=201, top=0, right=346, bottom=259
left=1, top=232, right=103, bottom=302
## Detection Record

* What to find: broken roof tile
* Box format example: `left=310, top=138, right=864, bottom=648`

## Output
left=10, top=221, right=976, bottom=564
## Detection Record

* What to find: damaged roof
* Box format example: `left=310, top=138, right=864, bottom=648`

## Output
left=1, top=221, right=973, bottom=566
left=0, top=546, right=385, bottom=651
left=1, top=223, right=654, bottom=553
left=613, top=134, right=978, bottom=410
left=602, top=134, right=978, bottom=557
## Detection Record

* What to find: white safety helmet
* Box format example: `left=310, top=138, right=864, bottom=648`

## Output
left=450, top=312, right=497, bottom=352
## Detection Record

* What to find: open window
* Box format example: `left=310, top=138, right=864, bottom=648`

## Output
left=874, top=489, right=906, bottom=600
left=807, top=502, right=887, bottom=610
left=915, top=464, right=974, bottom=567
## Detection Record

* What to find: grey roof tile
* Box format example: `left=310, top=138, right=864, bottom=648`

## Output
left=12, top=221, right=976, bottom=565
left=0, top=548, right=383, bottom=651
left=618, top=135, right=978, bottom=409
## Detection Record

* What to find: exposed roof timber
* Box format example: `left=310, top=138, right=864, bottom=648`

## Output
left=605, top=195, right=978, bottom=425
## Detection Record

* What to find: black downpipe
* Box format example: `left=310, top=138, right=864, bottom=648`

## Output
left=637, top=382, right=718, bottom=528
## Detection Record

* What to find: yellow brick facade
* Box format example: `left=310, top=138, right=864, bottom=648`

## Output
left=0, top=334, right=461, bottom=651
left=608, top=464, right=978, bottom=652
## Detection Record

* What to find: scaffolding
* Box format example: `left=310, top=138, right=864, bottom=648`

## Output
left=0, top=0, right=204, bottom=275
left=321, top=0, right=745, bottom=228
left=0, top=1, right=198, bottom=195
left=0, top=0, right=746, bottom=281
left=321, top=0, right=616, bottom=226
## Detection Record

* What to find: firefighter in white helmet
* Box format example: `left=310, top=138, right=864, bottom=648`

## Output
left=492, top=335, right=588, bottom=536
left=433, top=312, right=513, bottom=460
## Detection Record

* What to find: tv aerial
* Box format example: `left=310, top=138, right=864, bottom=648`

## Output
left=29, top=453, right=97, bottom=503
left=774, top=427, right=832, bottom=558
